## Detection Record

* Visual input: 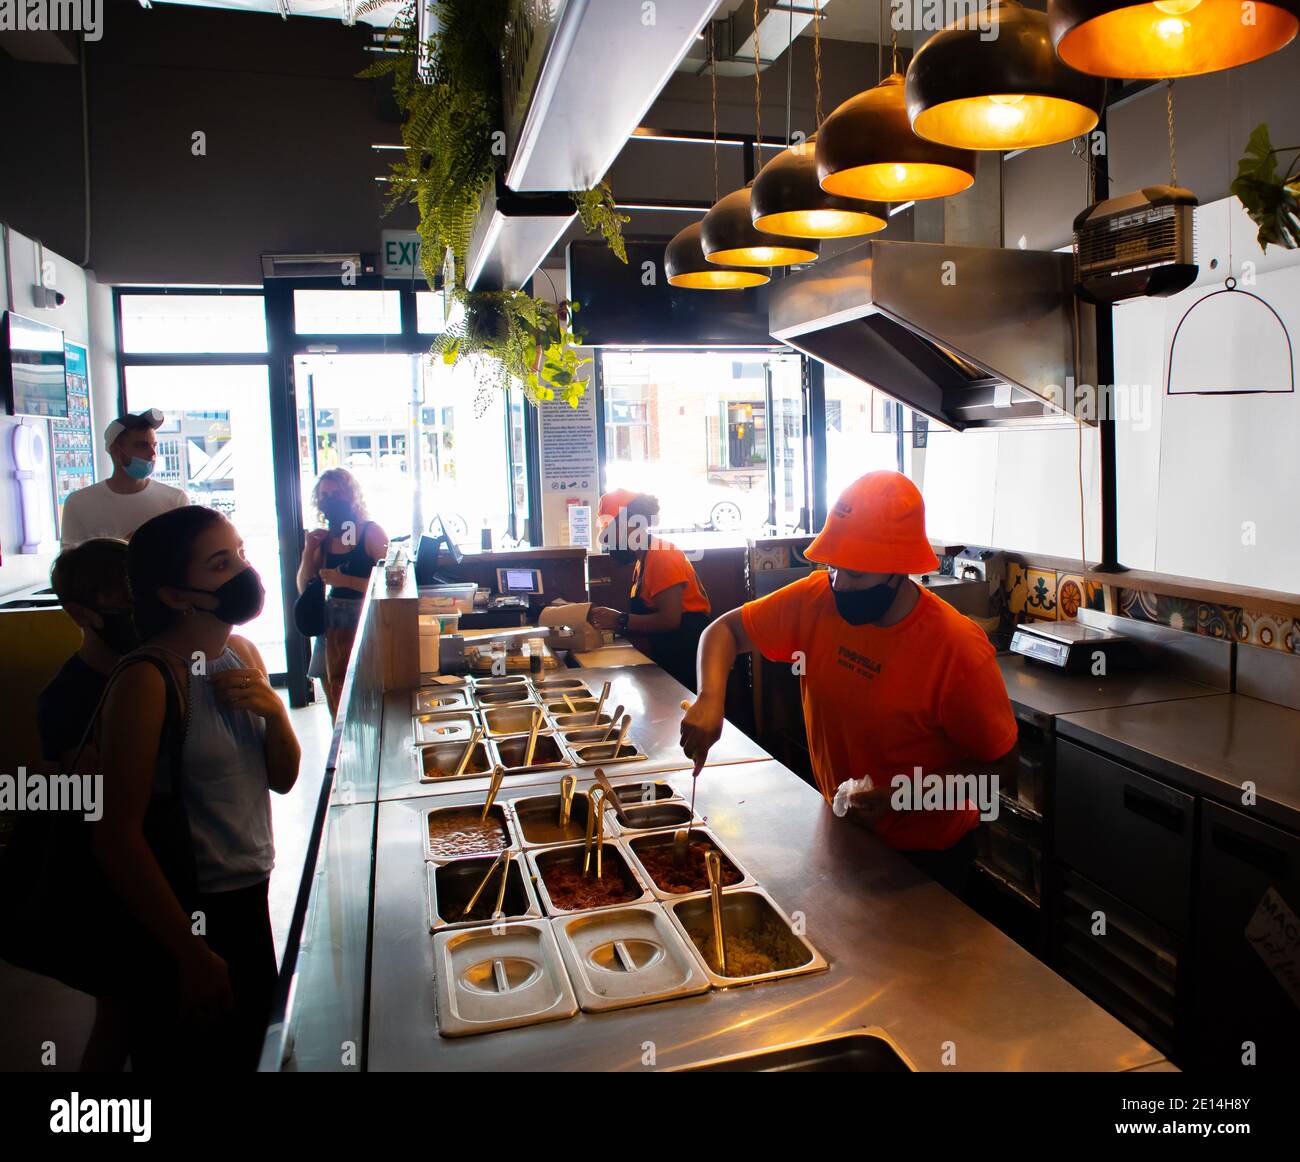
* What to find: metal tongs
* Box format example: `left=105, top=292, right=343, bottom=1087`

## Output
left=558, top=773, right=578, bottom=831
left=461, top=850, right=514, bottom=919
left=706, top=850, right=727, bottom=975
left=583, top=785, right=608, bottom=878
left=479, top=763, right=506, bottom=822
left=453, top=724, right=483, bottom=779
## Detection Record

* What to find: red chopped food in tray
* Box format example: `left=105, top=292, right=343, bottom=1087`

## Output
left=541, top=858, right=639, bottom=910
left=634, top=836, right=742, bottom=895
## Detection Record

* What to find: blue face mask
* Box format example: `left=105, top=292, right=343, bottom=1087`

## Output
left=123, top=457, right=155, bottom=480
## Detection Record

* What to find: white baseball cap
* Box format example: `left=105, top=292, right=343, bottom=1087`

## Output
left=104, top=408, right=164, bottom=451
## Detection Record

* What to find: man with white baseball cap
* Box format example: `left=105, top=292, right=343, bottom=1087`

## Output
left=60, top=409, right=188, bottom=548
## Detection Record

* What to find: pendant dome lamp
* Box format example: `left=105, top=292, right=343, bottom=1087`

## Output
left=1049, top=0, right=1300, bottom=79
left=665, top=23, right=771, bottom=289
left=906, top=1, right=1105, bottom=151
left=750, top=2, right=888, bottom=238
left=666, top=221, right=770, bottom=289
left=702, top=0, right=820, bottom=267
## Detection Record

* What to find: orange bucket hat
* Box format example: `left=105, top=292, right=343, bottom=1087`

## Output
left=598, top=488, right=639, bottom=518
left=805, top=470, right=940, bottom=574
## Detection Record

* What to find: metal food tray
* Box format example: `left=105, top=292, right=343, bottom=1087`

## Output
left=433, top=920, right=578, bottom=1037
left=568, top=739, right=647, bottom=768
left=414, top=738, right=496, bottom=783
left=534, top=678, right=592, bottom=699
left=623, top=826, right=757, bottom=903
left=412, top=711, right=481, bottom=746
left=608, top=799, right=701, bottom=836
left=550, top=903, right=710, bottom=1013
left=509, top=790, right=615, bottom=850
left=553, top=711, right=614, bottom=730
left=544, top=698, right=599, bottom=717
left=423, top=801, right=520, bottom=864
left=526, top=839, right=654, bottom=917
left=425, top=854, right=542, bottom=931
left=664, top=886, right=829, bottom=989
left=493, top=732, right=573, bottom=775
left=412, top=687, right=474, bottom=716
left=474, top=686, right=541, bottom=709
left=604, top=778, right=680, bottom=808
left=482, top=703, right=554, bottom=738
left=471, top=674, right=531, bottom=690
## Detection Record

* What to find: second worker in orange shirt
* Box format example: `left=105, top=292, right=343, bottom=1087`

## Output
left=680, top=470, right=1019, bottom=892
left=589, top=490, right=712, bottom=693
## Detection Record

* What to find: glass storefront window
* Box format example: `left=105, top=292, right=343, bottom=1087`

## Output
left=293, top=290, right=401, bottom=335
left=119, top=294, right=267, bottom=353
left=600, top=351, right=782, bottom=538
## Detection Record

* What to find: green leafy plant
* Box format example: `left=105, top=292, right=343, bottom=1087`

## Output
left=573, top=183, right=630, bottom=264
left=360, top=0, right=626, bottom=408
left=433, top=293, right=591, bottom=409
left=1231, top=123, right=1300, bottom=251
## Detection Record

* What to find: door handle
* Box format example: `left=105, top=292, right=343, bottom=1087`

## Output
left=1212, top=824, right=1288, bottom=877
left=1122, top=785, right=1185, bottom=834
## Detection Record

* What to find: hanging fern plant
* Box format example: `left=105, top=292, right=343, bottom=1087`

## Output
left=361, top=0, right=627, bottom=408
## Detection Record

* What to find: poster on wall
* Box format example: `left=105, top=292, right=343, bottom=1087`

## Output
left=536, top=374, right=599, bottom=546
left=51, top=341, right=94, bottom=531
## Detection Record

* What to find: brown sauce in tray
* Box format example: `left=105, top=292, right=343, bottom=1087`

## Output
left=541, top=859, right=639, bottom=910
left=635, top=836, right=742, bottom=895
left=427, top=810, right=508, bottom=859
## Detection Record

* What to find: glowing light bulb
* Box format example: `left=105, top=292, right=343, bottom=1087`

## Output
left=1152, top=0, right=1201, bottom=14
left=1156, top=15, right=1189, bottom=37
left=984, top=98, right=1026, bottom=129
left=892, top=164, right=908, bottom=184
left=988, top=94, right=1026, bottom=105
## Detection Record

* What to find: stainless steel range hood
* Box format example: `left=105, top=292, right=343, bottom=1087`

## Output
left=769, top=241, right=1097, bottom=431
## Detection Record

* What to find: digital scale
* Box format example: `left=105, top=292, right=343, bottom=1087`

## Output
left=1009, top=620, right=1143, bottom=675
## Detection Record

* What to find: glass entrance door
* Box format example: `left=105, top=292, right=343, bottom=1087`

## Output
left=122, top=364, right=288, bottom=672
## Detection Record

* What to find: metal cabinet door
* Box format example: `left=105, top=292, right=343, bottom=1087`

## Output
left=1055, top=738, right=1195, bottom=935
left=1193, top=800, right=1300, bottom=1070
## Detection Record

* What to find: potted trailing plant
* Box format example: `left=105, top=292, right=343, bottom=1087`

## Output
left=361, top=0, right=628, bottom=408
left=1231, top=123, right=1300, bottom=251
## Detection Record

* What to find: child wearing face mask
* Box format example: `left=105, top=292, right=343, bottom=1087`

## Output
left=297, top=468, right=388, bottom=718
left=92, top=506, right=301, bottom=1072
left=34, top=538, right=140, bottom=1070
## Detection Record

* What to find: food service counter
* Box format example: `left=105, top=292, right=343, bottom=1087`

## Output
left=264, top=572, right=1167, bottom=1072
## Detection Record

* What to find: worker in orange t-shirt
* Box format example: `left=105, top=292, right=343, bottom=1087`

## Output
left=681, top=470, right=1018, bottom=887
left=589, top=490, right=712, bottom=692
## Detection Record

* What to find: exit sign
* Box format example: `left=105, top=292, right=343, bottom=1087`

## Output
left=381, top=231, right=422, bottom=279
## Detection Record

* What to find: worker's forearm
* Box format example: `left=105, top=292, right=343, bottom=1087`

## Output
left=695, top=618, right=741, bottom=705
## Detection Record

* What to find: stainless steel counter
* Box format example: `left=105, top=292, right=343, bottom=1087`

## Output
left=996, top=653, right=1222, bottom=726
left=378, top=664, right=771, bottom=802
left=369, top=666, right=1166, bottom=1070
left=1057, top=694, right=1300, bottom=832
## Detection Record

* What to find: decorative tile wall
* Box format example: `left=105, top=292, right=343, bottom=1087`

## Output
left=1115, top=587, right=1299, bottom=653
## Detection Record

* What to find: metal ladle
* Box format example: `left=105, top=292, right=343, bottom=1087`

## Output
left=706, top=850, right=727, bottom=975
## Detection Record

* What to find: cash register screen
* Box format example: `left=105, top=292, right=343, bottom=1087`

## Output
left=498, top=567, right=543, bottom=594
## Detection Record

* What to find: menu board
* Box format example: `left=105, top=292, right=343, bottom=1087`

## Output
left=51, top=341, right=94, bottom=529
left=536, top=373, right=599, bottom=546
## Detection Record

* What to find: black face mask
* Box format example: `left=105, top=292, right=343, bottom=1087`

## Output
left=832, top=575, right=902, bottom=626
left=93, top=606, right=140, bottom=655
left=320, top=497, right=352, bottom=527
left=180, top=566, right=266, bottom=626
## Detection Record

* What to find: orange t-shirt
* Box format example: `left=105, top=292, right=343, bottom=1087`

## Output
left=631, top=539, right=711, bottom=614
left=741, top=573, right=1018, bottom=851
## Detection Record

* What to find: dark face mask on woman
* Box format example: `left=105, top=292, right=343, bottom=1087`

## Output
left=178, top=565, right=266, bottom=626
left=832, top=574, right=902, bottom=626
left=93, top=606, right=141, bottom=655
left=319, top=496, right=352, bottom=527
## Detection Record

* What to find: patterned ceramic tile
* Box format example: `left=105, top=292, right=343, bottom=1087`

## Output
left=752, top=544, right=788, bottom=572
left=1285, top=619, right=1300, bottom=654
left=1025, top=568, right=1059, bottom=620
left=1244, top=610, right=1288, bottom=649
left=1156, top=595, right=1198, bottom=633
left=1005, top=563, right=1029, bottom=617
left=1119, top=588, right=1162, bottom=623
left=1056, top=574, right=1086, bottom=619
left=1197, top=603, right=1248, bottom=642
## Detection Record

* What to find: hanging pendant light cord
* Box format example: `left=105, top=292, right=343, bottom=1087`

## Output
left=710, top=22, right=719, bottom=204
left=753, top=0, right=763, bottom=170
left=814, top=0, right=822, bottom=129
left=785, top=0, right=793, bottom=147
left=1167, top=80, right=1178, bottom=187
left=877, top=0, right=883, bottom=83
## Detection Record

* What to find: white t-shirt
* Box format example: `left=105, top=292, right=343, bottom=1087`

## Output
left=60, top=479, right=189, bottom=548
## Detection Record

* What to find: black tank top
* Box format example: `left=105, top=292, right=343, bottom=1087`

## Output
left=324, top=521, right=377, bottom=600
